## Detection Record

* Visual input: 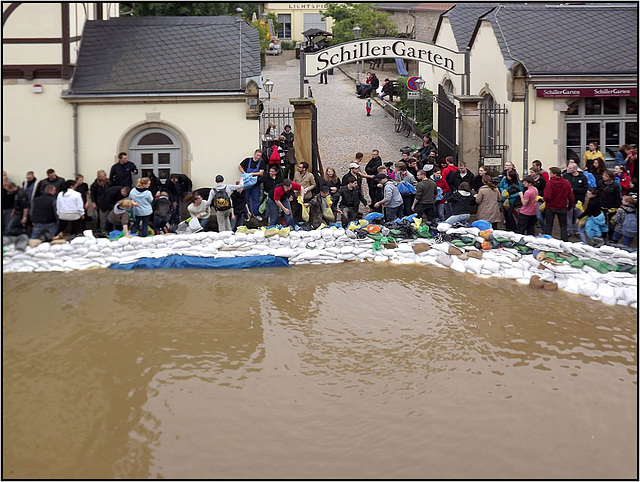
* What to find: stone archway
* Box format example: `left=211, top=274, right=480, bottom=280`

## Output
left=117, top=117, right=192, bottom=179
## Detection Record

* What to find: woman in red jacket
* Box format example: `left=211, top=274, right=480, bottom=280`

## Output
left=431, top=168, right=450, bottom=222
left=614, top=164, right=631, bottom=196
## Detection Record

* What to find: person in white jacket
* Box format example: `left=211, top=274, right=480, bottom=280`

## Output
left=56, top=179, right=85, bottom=237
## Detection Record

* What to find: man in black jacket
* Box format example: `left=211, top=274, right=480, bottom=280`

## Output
left=365, top=150, right=382, bottom=209
left=333, top=175, right=368, bottom=228
left=166, top=173, right=193, bottom=224
left=34, top=169, right=65, bottom=198
left=563, top=161, right=588, bottom=238
left=90, top=170, right=110, bottom=234
left=109, top=152, right=138, bottom=187
left=30, top=184, right=58, bottom=240
left=446, top=161, right=474, bottom=192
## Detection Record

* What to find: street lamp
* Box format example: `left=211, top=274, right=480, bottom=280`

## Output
left=412, top=76, right=425, bottom=139
left=352, top=24, right=362, bottom=85
left=264, top=78, right=274, bottom=100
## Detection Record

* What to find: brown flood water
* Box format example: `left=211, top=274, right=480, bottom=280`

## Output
left=2, top=264, right=637, bottom=479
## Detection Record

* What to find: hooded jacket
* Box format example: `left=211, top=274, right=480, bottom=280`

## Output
left=129, top=187, right=153, bottom=216
left=448, top=189, right=473, bottom=215
left=543, top=176, right=574, bottom=210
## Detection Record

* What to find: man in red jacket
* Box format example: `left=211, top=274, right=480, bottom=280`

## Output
left=543, top=166, right=574, bottom=241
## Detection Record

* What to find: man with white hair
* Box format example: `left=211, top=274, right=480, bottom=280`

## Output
left=563, top=161, right=588, bottom=238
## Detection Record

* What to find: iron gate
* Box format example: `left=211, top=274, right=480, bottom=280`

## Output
left=437, top=84, right=457, bottom=160
left=259, top=107, right=293, bottom=151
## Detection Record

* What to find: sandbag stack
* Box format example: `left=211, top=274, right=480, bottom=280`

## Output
left=2, top=223, right=637, bottom=308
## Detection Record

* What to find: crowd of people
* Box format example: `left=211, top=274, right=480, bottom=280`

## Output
left=2, top=136, right=638, bottom=249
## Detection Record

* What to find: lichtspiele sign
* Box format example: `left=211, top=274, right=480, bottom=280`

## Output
left=536, top=87, right=638, bottom=98
left=304, top=38, right=465, bottom=77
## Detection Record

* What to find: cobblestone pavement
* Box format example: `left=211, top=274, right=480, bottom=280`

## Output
left=262, top=51, right=418, bottom=183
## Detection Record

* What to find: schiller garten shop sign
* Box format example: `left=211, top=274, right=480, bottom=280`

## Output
left=304, top=38, right=466, bottom=76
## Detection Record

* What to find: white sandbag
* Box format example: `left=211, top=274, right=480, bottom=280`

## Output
left=437, top=222, right=451, bottom=232
left=116, top=236, right=130, bottom=246
left=321, top=229, right=334, bottom=240
left=218, top=231, right=233, bottom=239
left=450, top=259, right=466, bottom=272
left=253, top=230, right=265, bottom=242
left=69, top=236, right=86, bottom=245
left=171, top=241, right=192, bottom=250
left=33, top=251, right=55, bottom=259
left=578, top=281, right=598, bottom=297
left=464, top=258, right=484, bottom=275
left=482, top=259, right=500, bottom=274
left=129, top=236, right=143, bottom=246
left=373, top=255, right=388, bottom=263
left=503, top=268, right=523, bottom=279
left=435, top=253, right=453, bottom=267
left=431, top=243, right=450, bottom=254
left=333, top=228, right=346, bottom=238
left=340, top=246, right=354, bottom=254
left=516, top=278, right=530, bottom=285
left=337, top=253, right=357, bottom=261
left=309, top=230, right=322, bottom=240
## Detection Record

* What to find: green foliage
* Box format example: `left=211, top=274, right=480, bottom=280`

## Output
left=252, top=13, right=278, bottom=53
left=394, top=77, right=434, bottom=135
left=321, top=3, right=398, bottom=44
left=123, top=2, right=259, bottom=18
left=280, top=40, right=296, bottom=50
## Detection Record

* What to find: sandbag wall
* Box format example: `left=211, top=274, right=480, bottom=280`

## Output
left=2, top=227, right=637, bottom=309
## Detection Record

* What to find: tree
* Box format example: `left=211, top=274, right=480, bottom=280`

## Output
left=321, top=3, right=397, bottom=44
left=122, top=3, right=260, bottom=19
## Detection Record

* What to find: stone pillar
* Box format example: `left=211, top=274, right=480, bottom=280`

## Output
left=454, top=95, right=483, bottom=173
left=290, top=98, right=315, bottom=167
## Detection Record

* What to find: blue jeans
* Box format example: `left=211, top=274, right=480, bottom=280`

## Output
left=245, top=184, right=261, bottom=216
left=566, top=205, right=580, bottom=234
left=611, top=231, right=635, bottom=247
left=435, top=203, right=446, bottom=222
left=444, top=213, right=470, bottom=225
left=199, top=217, right=210, bottom=229
left=536, top=202, right=546, bottom=231
left=385, top=204, right=403, bottom=222
left=266, top=197, right=281, bottom=225
left=132, top=214, right=151, bottom=237
left=230, top=212, right=247, bottom=230
left=31, top=222, right=58, bottom=239
left=280, top=198, right=294, bottom=226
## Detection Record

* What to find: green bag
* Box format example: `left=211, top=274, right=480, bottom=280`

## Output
left=258, top=196, right=268, bottom=215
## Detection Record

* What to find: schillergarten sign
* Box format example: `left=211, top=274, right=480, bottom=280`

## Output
left=305, top=38, right=466, bottom=76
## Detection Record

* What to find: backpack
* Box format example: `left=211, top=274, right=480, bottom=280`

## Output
left=268, top=145, right=281, bottom=164
left=622, top=211, right=637, bottom=238
left=212, top=188, right=231, bottom=211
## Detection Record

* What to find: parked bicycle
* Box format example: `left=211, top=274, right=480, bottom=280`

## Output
left=394, top=109, right=414, bottom=138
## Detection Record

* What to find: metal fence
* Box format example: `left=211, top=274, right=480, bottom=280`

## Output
left=479, top=106, right=508, bottom=159
left=259, top=107, right=294, bottom=150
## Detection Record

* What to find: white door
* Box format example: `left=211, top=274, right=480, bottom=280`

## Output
left=129, top=129, right=182, bottom=185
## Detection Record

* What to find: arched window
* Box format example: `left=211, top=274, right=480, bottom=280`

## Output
left=129, top=128, right=182, bottom=182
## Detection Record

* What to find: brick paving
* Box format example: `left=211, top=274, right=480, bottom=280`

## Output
left=262, top=51, right=417, bottom=182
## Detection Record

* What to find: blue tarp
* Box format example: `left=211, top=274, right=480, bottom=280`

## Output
left=109, top=254, right=290, bottom=270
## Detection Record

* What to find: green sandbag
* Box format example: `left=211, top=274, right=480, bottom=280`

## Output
left=569, top=259, right=585, bottom=269
left=367, top=232, right=383, bottom=241
left=415, top=225, right=432, bottom=238
left=584, top=259, right=611, bottom=274
left=618, top=263, right=634, bottom=273
left=460, top=236, right=475, bottom=244
left=631, top=266, right=637, bottom=275
left=494, top=237, right=511, bottom=243
left=452, top=240, right=466, bottom=248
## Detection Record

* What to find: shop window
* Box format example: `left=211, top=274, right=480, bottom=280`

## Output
left=585, top=97, right=602, bottom=115
left=277, top=14, right=291, bottom=39
left=627, top=98, right=638, bottom=115
left=566, top=100, right=579, bottom=116
left=603, top=98, right=620, bottom=115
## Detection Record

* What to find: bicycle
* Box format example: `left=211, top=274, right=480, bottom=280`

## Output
left=394, top=109, right=415, bottom=138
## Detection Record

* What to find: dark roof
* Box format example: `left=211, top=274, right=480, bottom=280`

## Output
left=70, top=16, right=261, bottom=94
left=301, top=28, right=332, bottom=38
left=376, top=2, right=454, bottom=12
left=474, top=4, right=638, bottom=75
left=434, top=3, right=498, bottom=49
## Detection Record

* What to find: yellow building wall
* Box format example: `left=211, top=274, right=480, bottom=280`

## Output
left=2, top=81, right=75, bottom=181
left=2, top=3, right=118, bottom=65
left=265, top=3, right=335, bottom=42
left=4, top=95, right=260, bottom=189
left=527, top=89, right=566, bottom=169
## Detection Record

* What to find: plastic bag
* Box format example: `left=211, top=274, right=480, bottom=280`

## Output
left=258, top=196, right=268, bottom=215
left=241, top=173, right=258, bottom=189
left=298, top=196, right=309, bottom=222
left=397, top=181, right=416, bottom=195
